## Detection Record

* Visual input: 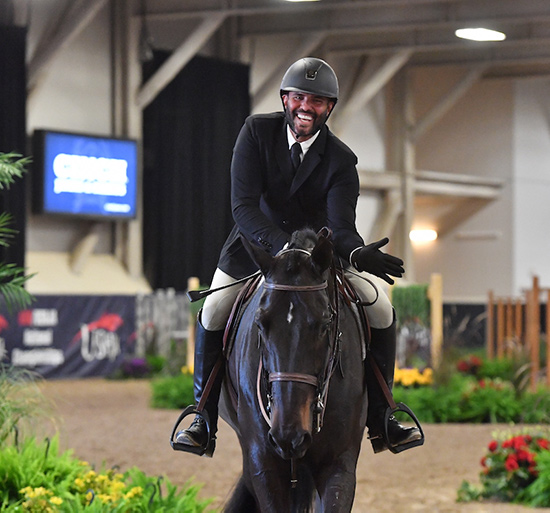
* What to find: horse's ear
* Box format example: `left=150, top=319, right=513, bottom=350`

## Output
left=310, top=235, right=333, bottom=273
left=240, top=234, right=274, bottom=275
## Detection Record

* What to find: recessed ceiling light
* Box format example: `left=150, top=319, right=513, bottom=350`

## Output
left=455, top=28, right=506, bottom=42
left=410, top=229, right=438, bottom=243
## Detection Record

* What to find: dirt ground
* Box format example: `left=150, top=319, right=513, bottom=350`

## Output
left=37, top=378, right=550, bottom=513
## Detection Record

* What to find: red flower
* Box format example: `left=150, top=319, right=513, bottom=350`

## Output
left=481, top=456, right=487, bottom=467
left=505, top=455, right=519, bottom=472
left=516, top=449, right=534, bottom=463
left=516, top=437, right=529, bottom=449
left=457, top=360, right=470, bottom=372
left=488, top=440, right=499, bottom=452
left=537, top=438, right=549, bottom=450
left=470, top=356, right=483, bottom=366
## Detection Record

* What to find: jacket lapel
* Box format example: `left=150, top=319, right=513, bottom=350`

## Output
left=290, top=126, right=327, bottom=196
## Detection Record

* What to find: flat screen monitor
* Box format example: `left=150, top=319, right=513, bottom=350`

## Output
left=32, top=129, right=138, bottom=220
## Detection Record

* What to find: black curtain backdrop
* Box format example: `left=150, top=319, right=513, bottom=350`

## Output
left=142, top=55, right=250, bottom=290
left=0, top=25, right=26, bottom=269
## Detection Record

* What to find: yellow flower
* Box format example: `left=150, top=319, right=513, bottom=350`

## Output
left=395, top=366, right=433, bottom=387
left=111, top=480, right=126, bottom=493
left=97, top=493, right=114, bottom=503
left=125, top=486, right=144, bottom=499
left=86, top=491, right=94, bottom=504
left=50, top=496, right=63, bottom=506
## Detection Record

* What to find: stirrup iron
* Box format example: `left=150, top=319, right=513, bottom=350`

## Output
left=383, top=402, right=425, bottom=454
left=170, top=406, right=216, bottom=457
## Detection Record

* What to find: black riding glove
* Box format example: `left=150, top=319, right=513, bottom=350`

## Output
left=351, top=238, right=405, bottom=285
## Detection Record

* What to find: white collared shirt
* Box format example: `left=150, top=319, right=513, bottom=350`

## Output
left=286, top=126, right=321, bottom=164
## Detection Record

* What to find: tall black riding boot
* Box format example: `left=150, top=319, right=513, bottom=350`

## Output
left=175, top=313, right=225, bottom=457
left=366, top=312, right=422, bottom=453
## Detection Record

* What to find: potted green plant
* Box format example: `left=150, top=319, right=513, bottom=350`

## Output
left=0, top=152, right=34, bottom=313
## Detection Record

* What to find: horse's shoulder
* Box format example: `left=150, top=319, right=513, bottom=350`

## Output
left=224, top=276, right=262, bottom=358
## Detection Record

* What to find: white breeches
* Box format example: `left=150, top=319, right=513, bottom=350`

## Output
left=201, top=267, right=394, bottom=331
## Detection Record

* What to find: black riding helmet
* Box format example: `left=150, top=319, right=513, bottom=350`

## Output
left=279, top=57, right=339, bottom=105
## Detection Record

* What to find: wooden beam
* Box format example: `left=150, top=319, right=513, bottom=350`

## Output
left=429, top=273, right=443, bottom=369
left=369, top=189, right=402, bottom=241
left=358, top=169, right=503, bottom=198
left=136, top=13, right=226, bottom=109
left=252, top=32, right=327, bottom=107
left=416, top=180, right=501, bottom=199
left=27, top=0, right=110, bottom=91
left=436, top=197, right=493, bottom=238
left=411, top=65, right=487, bottom=142
left=332, top=49, right=412, bottom=131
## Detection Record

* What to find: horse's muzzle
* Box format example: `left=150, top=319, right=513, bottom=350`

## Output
left=268, top=426, right=312, bottom=460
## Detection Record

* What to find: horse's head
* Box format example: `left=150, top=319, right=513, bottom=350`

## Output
left=244, top=229, right=336, bottom=460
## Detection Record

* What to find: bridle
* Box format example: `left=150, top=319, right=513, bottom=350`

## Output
left=256, top=249, right=341, bottom=435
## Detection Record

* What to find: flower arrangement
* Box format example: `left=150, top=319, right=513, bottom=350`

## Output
left=456, top=354, right=483, bottom=375
left=458, top=428, right=550, bottom=506
left=394, top=366, right=433, bottom=387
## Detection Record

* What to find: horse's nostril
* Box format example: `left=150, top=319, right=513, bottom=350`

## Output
left=293, top=431, right=312, bottom=453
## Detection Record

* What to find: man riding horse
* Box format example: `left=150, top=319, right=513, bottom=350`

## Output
left=175, top=57, right=422, bottom=456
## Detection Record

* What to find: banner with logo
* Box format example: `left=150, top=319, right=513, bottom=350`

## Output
left=0, top=295, right=136, bottom=379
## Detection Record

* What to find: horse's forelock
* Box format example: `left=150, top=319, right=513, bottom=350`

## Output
left=289, top=229, right=318, bottom=252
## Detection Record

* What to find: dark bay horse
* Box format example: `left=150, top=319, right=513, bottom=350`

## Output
left=220, top=228, right=368, bottom=512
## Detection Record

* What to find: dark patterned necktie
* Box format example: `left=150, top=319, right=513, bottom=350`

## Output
left=290, top=142, right=302, bottom=172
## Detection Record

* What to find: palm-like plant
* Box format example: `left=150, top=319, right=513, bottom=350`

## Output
left=0, top=152, right=34, bottom=313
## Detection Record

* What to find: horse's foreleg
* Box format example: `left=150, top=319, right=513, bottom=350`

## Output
left=223, top=475, right=260, bottom=513
left=315, top=455, right=359, bottom=513
left=243, top=447, right=294, bottom=513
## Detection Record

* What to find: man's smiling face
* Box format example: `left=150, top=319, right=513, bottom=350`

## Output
left=282, top=91, right=335, bottom=142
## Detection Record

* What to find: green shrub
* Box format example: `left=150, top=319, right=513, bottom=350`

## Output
left=392, top=284, right=430, bottom=327
left=519, top=447, right=550, bottom=507
left=394, top=373, right=465, bottom=423
left=394, top=371, right=550, bottom=424
left=150, top=372, right=195, bottom=409
left=0, top=435, right=215, bottom=511
left=458, top=379, right=521, bottom=423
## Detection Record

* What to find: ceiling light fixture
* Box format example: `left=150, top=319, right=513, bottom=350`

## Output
left=455, top=27, right=506, bottom=42
left=409, top=229, right=438, bottom=243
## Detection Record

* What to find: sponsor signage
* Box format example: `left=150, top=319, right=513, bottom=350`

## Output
left=0, top=295, right=135, bottom=378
